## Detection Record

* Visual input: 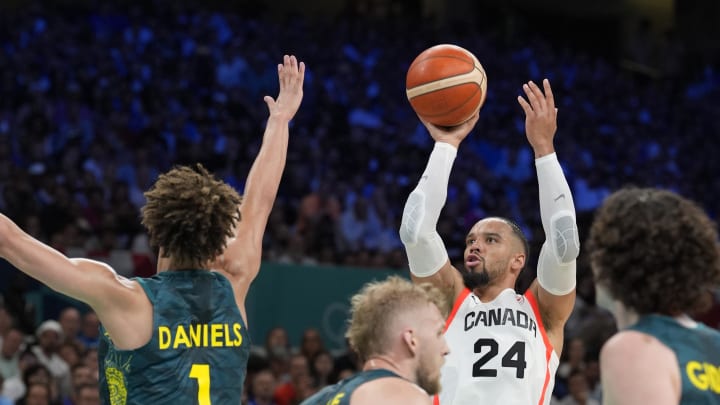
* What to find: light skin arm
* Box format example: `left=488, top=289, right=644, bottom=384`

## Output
left=0, top=215, right=144, bottom=330
left=216, top=55, right=305, bottom=317
left=519, top=79, right=576, bottom=350
left=600, top=331, right=681, bottom=405
left=410, top=261, right=464, bottom=303
left=408, top=114, right=480, bottom=302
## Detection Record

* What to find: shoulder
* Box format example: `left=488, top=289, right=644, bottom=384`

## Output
left=351, top=377, right=431, bottom=405
left=601, top=330, right=678, bottom=372
left=601, top=329, right=675, bottom=362
left=600, top=330, right=681, bottom=404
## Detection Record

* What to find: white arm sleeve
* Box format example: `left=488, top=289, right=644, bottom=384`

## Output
left=535, top=153, right=580, bottom=295
left=399, top=142, right=456, bottom=277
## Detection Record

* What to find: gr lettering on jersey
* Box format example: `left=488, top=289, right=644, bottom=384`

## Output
left=327, top=392, right=345, bottom=405
left=464, top=308, right=537, bottom=338
left=158, top=323, right=244, bottom=350
left=686, top=361, right=720, bottom=393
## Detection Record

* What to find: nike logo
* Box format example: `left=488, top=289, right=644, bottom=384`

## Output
left=554, top=194, right=565, bottom=202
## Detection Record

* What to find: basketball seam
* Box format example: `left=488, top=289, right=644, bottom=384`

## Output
left=408, top=54, right=475, bottom=71
left=420, top=90, right=481, bottom=119
left=406, top=68, right=486, bottom=99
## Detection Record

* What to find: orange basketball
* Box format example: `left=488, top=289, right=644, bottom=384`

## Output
left=406, top=44, right=487, bottom=127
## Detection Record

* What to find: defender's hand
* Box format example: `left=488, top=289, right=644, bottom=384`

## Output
left=264, top=55, right=305, bottom=122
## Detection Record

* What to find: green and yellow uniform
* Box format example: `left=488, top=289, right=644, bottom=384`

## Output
left=99, top=270, right=250, bottom=405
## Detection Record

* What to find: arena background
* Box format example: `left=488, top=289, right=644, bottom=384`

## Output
left=0, top=0, right=719, bottom=402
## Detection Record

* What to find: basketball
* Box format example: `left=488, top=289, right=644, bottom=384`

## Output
left=406, top=44, right=487, bottom=127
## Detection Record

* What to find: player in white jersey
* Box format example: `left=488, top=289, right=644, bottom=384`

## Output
left=399, top=79, right=580, bottom=405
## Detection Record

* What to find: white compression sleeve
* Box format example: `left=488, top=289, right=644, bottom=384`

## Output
left=400, top=142, right=456, bottom=277
left=535, top=153, right=580, bottom=295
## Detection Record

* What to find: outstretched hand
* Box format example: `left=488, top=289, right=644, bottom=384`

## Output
left=264, top=55, right=305, bottom=121
left=517, top=79, right=556, bottom=157
left=420, top=113, right=480, bottom=149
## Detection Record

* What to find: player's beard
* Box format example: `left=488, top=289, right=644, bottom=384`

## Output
left=416, top=358, right=441, bottom=396
left=463, top=265, right=491, bottom=290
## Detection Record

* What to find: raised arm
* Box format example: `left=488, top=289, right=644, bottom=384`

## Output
left=518, top=79, right=580, bottom=349
left=0, top=214, right=137, bottom=311
left=399, top=115, right=479, bottom=301
left=221, top=55, right=305, bottom=297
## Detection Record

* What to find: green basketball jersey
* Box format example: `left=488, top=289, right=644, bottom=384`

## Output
left=99, top=270, right=251, bottom=405
left=629, top=314, right=720, bottom=404
left=299, top=369, right=403, bottom=405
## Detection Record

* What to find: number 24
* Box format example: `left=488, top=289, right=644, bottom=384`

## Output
left=473, top=339, right=527, bottom=378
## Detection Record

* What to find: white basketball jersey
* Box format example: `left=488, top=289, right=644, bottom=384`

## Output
left=436, top=288, right=559, bottom=405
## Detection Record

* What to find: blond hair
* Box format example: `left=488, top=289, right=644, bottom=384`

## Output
left=346, top=276, right=450, bottom=362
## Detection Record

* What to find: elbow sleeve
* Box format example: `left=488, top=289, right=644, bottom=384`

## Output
left=535, top=153, right=580, bottom=295
left=400, top=142, right=457, bottom=277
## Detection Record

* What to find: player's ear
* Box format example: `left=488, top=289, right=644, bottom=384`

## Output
left=402, top=329, right=418, bottom=355
left=511, top=252, right=525, bottom=275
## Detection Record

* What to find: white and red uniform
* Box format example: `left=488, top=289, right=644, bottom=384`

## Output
left=436, top=288, right=558, bottom=405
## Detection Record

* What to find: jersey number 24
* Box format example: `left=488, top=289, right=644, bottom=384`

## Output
left=473, top=339, right=527, bottom=378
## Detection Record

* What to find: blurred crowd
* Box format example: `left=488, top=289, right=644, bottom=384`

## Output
left=0, top=0, right=719, bottom=404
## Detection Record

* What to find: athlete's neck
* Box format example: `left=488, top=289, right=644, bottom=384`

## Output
left=363, top=355, right=412, bottom=382
left=613, top=302, right=639, bottom=329
left=156, top=252, right=208, bottom=273
left=472, top=283, right=511, bottom=302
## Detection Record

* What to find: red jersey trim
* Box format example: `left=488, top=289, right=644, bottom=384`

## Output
left=445, top=288, right=471, bottom=332
left=524, top=289, right=553, bottom=405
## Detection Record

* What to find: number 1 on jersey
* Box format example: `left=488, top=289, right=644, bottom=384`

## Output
left=189, top=364, right=211, bottom=405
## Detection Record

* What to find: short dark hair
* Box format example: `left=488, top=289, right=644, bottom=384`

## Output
left=588, top=187, right=720, bottom=315
left=141, top=164, right=241, bottom=267
left=490, top=216, right=530, bottom=270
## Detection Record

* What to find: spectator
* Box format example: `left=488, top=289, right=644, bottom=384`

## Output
left=79, top=350, right=98, bottom=382
left=31, top=322, right=70, bottom=398
left=0, top=307, right=13, bottom=346
left=0, top=374, right=12, bottom=405
left=57, top=309, right=81, bottom=348
left=558, top=337, right=587, bottom=381
left=61, top=364, right=96, bottom=405
left=77, top=313, right=99, bottom=350
left=0, top=328, right=24, bottom=379
left=71, top=383, right=100, bottom=405
left=17, top=382, right=52, bottom=405
left=248, top=369, right=278, bottom=405
left=1, top=349, right=38, bottom=400
left=57, top=343, right=82, bottom=370
left=5, top=363, right=58, bottom=404
left=299, top=328, right=325, bottom=362
left=273, top=354, right=310, bottom=405
left=309, top=351, right=334, bottom=388
left=552, top=369, right=600, bottom=405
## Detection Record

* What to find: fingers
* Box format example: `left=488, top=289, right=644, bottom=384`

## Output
left=517, top=95, right=532, bottom=116
left=462, top=112, right=480, bottom=128
left=278, top=55, right=305, bottom=90
left=526, top=81, right=546, bottom=112
left=297, top=61, right=306, bottom=87
left=543, top=78, right=555, bottom=110
left=263, top=95, right=275, bottom=108
left=519, top=79, right=555, bottom=115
